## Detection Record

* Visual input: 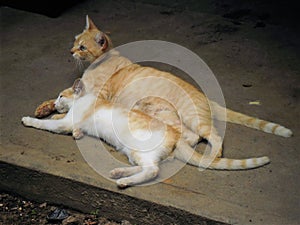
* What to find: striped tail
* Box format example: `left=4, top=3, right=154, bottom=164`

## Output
left=175, top=140, right=270, bottom=170
left=206, top=156, right=270, bottom=170
left=210, top=102, right=293, bottom=138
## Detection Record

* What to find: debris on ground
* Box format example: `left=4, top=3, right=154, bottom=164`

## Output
left=249, top=100, right=261, bottom=105
left=47, top=208, right=69, bottom=222
left=0, top=192, right=132, bottom=225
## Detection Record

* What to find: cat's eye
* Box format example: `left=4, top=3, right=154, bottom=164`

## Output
left=79, top=45, right=86, bottom=51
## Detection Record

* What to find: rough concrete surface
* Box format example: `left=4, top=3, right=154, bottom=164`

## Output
left=0, top=0, right=299, bottom=224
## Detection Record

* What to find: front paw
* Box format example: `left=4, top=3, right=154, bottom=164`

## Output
left=22, top=116, right=35, bottom=127
left=34, top=99, right=56, bottom=118
left=72, top=128, right=84, bottom=140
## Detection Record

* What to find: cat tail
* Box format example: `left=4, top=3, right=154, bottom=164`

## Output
left=210, top=101, right=292, bottom=138
left=174, top=140, right=270, bottom=170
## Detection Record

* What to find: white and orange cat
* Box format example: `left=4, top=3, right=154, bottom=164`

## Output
left=23, top=79, right=270, bottom=187
left=35, top=16, right=292, bottom=161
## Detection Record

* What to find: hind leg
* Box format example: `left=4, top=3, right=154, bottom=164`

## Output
left=115, top=164, right=159, bottom=188
left=110, top=166, right=142, bottom=179
left=181, top=126, right=200, bottom=146
left=194, top=124, right=223, bottom=158
left=176, top=95, right=224, bottom=156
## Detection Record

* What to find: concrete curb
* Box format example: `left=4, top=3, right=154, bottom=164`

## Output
left=0, top=161, right=225, bottom=225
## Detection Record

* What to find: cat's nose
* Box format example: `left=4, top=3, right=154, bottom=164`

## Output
left=70, top=47, right=76, bottom=54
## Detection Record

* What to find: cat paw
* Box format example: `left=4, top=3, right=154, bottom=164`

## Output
left=116, top=178, right=130, bottom=188
left=183, top=133, right=200, bottom=147
left=34, top=99, right=56, bottom=118
left=72, top=128, right=84, bottom=140
left=22, top=116, right=34, bottom=127
left=186, top=137, right=200, bottom=147
left=110, top=168, right=124, bottom=179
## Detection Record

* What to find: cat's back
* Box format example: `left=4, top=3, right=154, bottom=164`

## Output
left=108, top=63, right=203, bottom=96
left=83, top=53, right=132, bottom=81
left=81, top=53, right=132, bottom=94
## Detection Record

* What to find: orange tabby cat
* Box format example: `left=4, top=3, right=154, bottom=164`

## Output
left=36, top=16, right=292, bottom=160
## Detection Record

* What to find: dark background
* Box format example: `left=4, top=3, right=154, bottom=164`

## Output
left=1, top=0, right=300, bottom=30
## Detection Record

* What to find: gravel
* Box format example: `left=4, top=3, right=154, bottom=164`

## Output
left=0, top=192, right=132, bottom=225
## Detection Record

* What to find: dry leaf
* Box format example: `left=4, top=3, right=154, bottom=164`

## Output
left=249, top=100, right=261, bottom=105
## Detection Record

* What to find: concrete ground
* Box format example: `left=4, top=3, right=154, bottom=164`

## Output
left=1, top=0, right=299, bottom=224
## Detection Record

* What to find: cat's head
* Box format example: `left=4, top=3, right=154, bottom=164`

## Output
left=70, top=15, right=112, bottom=63
left=55, top=78, right=86, bottom=113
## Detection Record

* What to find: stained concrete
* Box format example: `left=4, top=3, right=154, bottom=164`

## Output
left=0, top=1, right=299, bottom=224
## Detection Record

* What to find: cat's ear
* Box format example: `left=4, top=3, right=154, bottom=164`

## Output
left=95, top=32, right=108, bottom=51
left=85, top=15, right=98, bottom=30
left=72, top=78, right=85, bottom=96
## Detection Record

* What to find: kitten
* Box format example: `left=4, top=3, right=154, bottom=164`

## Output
left=22, top=79, right=270, bottom=188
